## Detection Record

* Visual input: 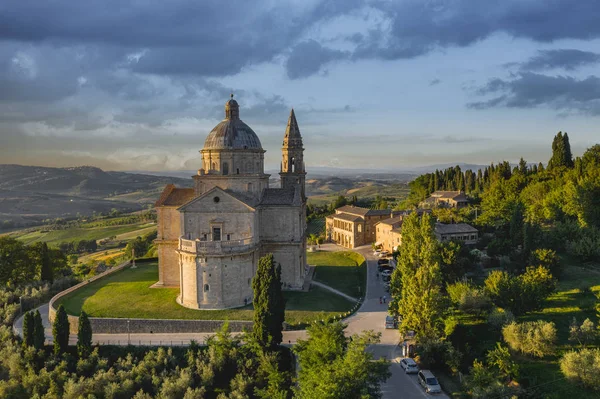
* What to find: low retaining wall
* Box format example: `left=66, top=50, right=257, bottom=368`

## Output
left=48, top=259, right=253, bottom=334
left=89, top=318, right=253, bottom=334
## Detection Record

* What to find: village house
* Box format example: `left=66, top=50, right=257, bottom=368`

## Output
left=325, top=205, right=393, bottom=248
left=420, top=190, right=469, bottom=209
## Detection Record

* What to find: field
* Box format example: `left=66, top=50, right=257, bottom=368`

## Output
left=307, top=251, right=367, bottom=298
left=10, top=222, right=156, bottom=247
left=57, top=262, right=355, bottom=327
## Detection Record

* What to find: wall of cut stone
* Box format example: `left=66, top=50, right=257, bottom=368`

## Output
left=89, top=318, right=253, bottom=334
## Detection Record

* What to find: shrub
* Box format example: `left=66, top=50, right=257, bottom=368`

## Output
left=528, top=248, right=562, bottom=279
left=487, top=308, right=515, bottom=330
left=560, top=348, right=600, bottom=390
left=502, top=320, right=557, bottom=358
left=448, top=281, right=492, bottom=315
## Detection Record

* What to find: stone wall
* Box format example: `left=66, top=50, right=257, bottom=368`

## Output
left=89, top=318, right=253, bottom=334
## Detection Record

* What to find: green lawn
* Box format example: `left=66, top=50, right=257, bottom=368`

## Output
left=13, top=222, right=155, bottom=246
left=57, top=262, right=354, bottom=327
left=308, top=251, right=366, bottom=298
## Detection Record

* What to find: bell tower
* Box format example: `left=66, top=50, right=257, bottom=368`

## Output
left=280, top=109, right=306, bottom=200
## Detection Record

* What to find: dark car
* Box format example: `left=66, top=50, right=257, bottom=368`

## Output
left=379, top=265, right=393, bottom=273
left=377, top=258, right=390, bottom=265
left=382, top=275, right=391, bottom=283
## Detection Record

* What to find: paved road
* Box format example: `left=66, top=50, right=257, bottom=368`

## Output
left=14, top=244, right=448, bottom=398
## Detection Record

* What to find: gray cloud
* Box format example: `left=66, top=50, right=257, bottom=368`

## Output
left=430, top=79, right=441, bottom=86
left=286, top=40, right=349, bottom=79
left=517, top=49, right=600, bottom=71
left=468, top=72, right=600, bottom=115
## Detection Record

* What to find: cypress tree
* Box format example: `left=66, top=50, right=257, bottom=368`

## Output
left=563, top=132, right=574, bottom=168
left=33, top=309, right=45, bottom=350
left=77, top=311, right=93, bottom=358
left=22, top=311, right=34, bottom=347
left=252, top=253, right=285, bottom=350
left=394, top=213, right=443, bottom=341
left=52, top=304, right=70, bottom=355
left=40, top=242, right=53, bottom=282
left=548, top=131, right=574, bottom=170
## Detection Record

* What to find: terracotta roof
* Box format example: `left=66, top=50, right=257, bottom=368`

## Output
left=259, top=188, right=296, bottom=206
left=336, top=205, right=370, bottom=216
left=332, top=213, right=364, bottom=223
left=430, top=191, right=468, bottom=202
left=434, top=223, right=478, bottom=235
left=378, top=216, right=403, bottom=227
left=335, top=205, right=391, bottom=217
left=155, top=185, right=195, bottom=207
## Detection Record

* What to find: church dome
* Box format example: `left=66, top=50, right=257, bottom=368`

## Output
left=203, top=95, right=263, bottom=150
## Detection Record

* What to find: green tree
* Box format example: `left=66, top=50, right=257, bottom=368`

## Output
left=39, top=242, right=53, bottom=282
left=560, top=348, right=600, bottom=390
left=77, top=311, right=93, bottom=358
left=502, top=320, right=557, bottom=358
left=294, top=322, right=390, bottom=399
left=52, top=304, right=70, bottom=356
left=0, top=236, right=36, bottom=284
left=33, top=309, right=45, bottom=350
left=22, top=311, right=34, bottom=348
left=394, top=213, right=444, bottom=341
left=486, top=342, right=518, bottom=381
left=569, top=318, right=596, bottom=347
left=548, top=131, right=574, bottom=170
left=528, top=248, right=561, bottom=279
left=252, top=254, right=285, bottom=350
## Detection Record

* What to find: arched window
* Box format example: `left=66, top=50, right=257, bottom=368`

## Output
left=291, top=157, right=296, bottom=173
left=212, top=162, right=216, bottom=170
left=222, top=162, right=229, bottom=175
left=247, top=182, right=253, bottom=192
left=236, top=168, right=240, bottom=174
left=204, top=284, right=210, bottom=292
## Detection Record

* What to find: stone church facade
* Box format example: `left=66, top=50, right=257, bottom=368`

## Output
left=154, top=96, right=307, bottom=310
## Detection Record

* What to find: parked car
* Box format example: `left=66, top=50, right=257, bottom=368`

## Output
left=377, top=258, right=390, bottom=265
left=373, top=249, right=381, bottom=256
left=381, top=269, right=392, bottom=277
left=400, top=358, right=419, bottom=374
left=385, top=315, right=397, bottom=329
left=379, top=250, right=389, bottom=257
left=417, top=370, right=442, bottom=394
left=382, top=275, right=391, bottom=283
left=379, top=265, right=393, bottom=273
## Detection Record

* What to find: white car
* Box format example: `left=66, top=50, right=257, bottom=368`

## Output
left=379, top=250, right=389, bottom=257
left=418, top=370, right=442, bottom=394
left=400, top=358, right=419, bottom=374
left=373, top=249, right=381, bottom=256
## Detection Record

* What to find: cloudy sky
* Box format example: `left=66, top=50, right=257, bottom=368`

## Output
left=1, top=0, right=600, bottom=172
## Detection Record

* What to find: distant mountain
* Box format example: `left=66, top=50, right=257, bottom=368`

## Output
left=0, top=164, right=192, bottom=227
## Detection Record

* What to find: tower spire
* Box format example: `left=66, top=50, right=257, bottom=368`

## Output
left=280, top=108, right=306, bottom=200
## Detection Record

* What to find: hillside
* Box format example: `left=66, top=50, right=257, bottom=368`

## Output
left=0, top=164, right=191, bottom=227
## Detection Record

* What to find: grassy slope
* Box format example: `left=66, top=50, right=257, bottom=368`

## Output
left=308, top=251, right=367, bottom=298
left=448, top=265, right=600, bottom=398
left=12, top=222, right=155, bottom=246
left=57, top=262, right=354, bottom=326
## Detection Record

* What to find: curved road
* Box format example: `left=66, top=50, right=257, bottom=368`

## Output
left=14, top=244, right=448, bottom=398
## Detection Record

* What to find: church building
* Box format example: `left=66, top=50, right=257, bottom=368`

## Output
left=154, top=96, right=307, bottom=310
